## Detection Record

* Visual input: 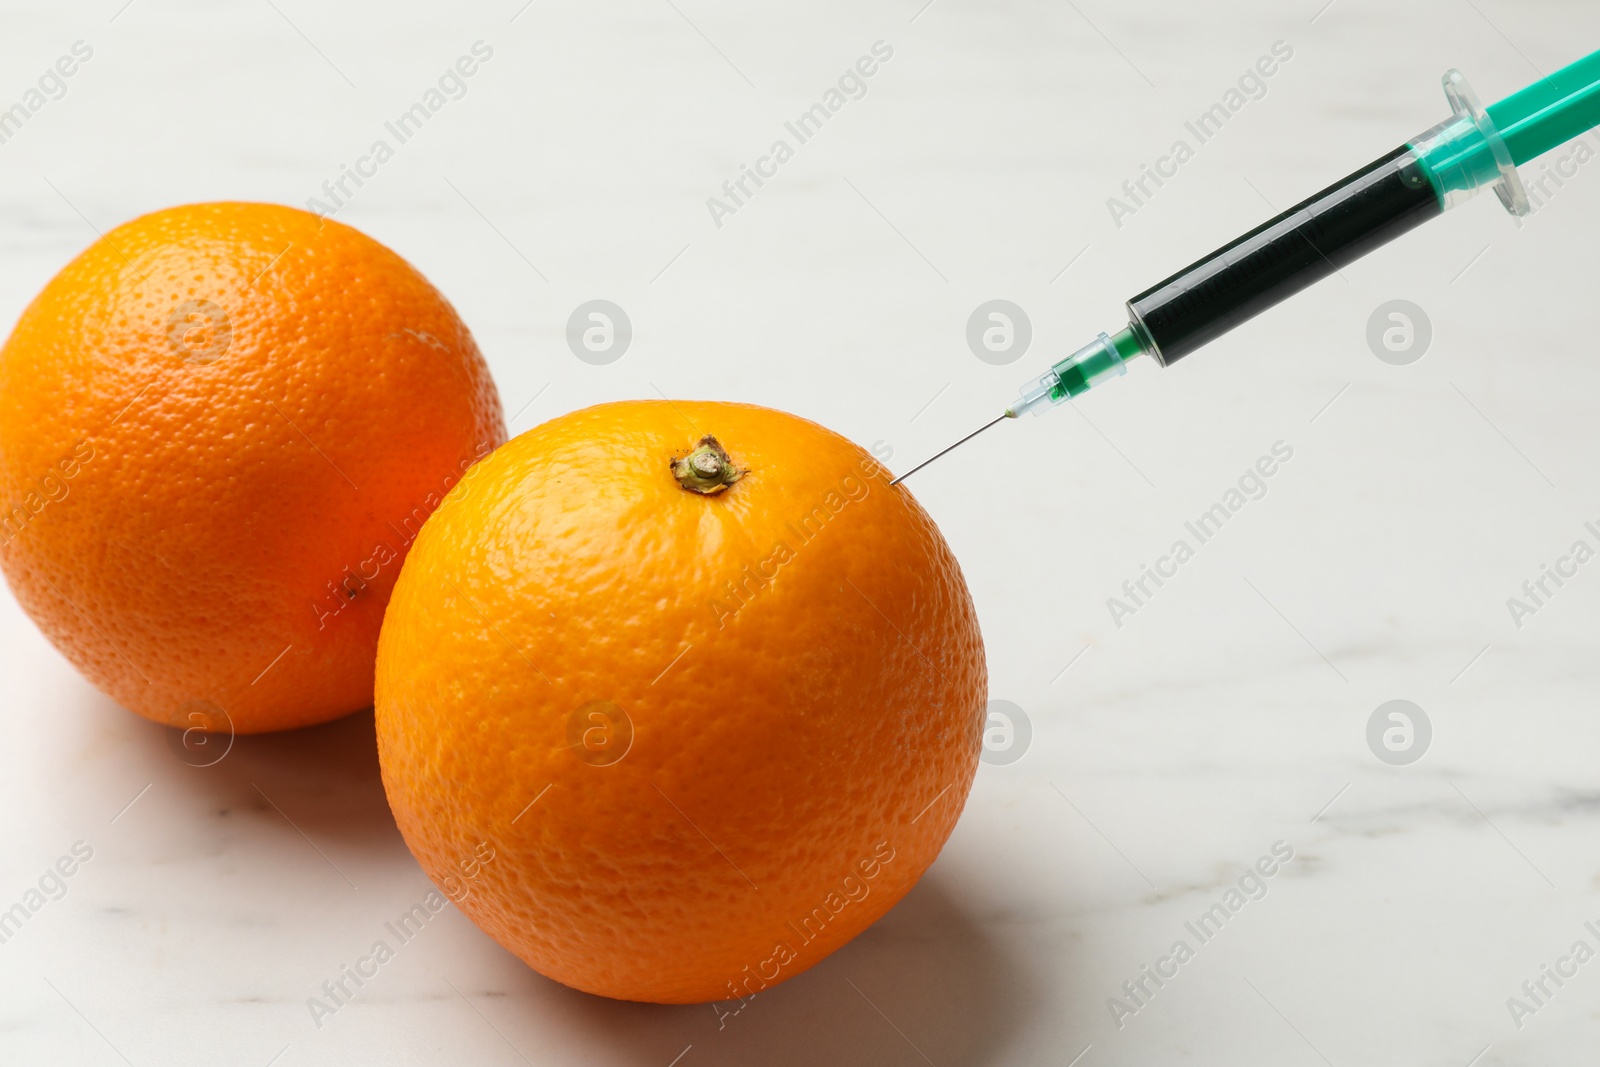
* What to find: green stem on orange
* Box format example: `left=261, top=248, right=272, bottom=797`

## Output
left=672, top=436, right=742, bottom=495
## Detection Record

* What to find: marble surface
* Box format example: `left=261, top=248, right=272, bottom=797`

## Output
left=4, top=0, right=1600, bottom=1064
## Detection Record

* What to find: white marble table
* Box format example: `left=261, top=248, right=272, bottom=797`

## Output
left=4, top=0, right=1600, bottom=1063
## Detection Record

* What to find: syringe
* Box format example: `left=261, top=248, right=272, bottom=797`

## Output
left=892, top=47, right=1600, bottom=485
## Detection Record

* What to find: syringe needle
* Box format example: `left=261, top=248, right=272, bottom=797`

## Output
left=888, top=413, right=1010, bottom=486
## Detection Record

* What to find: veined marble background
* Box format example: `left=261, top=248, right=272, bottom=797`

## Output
left=2, top=0, right=1599, bottom=1064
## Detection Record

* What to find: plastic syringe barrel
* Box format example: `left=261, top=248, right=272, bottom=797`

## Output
left=1126, top=49, right=1600, bottom=368
left=1125, top=145, right=1442, bottom=366
left=1012, top=56, right=1600, bottom=413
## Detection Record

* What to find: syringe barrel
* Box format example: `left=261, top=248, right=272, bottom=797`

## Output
left=1126, top=145, right=1442, bottom=366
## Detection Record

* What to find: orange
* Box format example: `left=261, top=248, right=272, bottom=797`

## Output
left=375, top=400, right=986, bottom=1003
left=0, top=202, right=504, bottom=733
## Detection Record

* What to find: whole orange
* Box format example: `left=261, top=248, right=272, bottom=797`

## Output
left=375, top=400, right=986, bottom=1004
left=0, top=202, right=504, bottom=733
